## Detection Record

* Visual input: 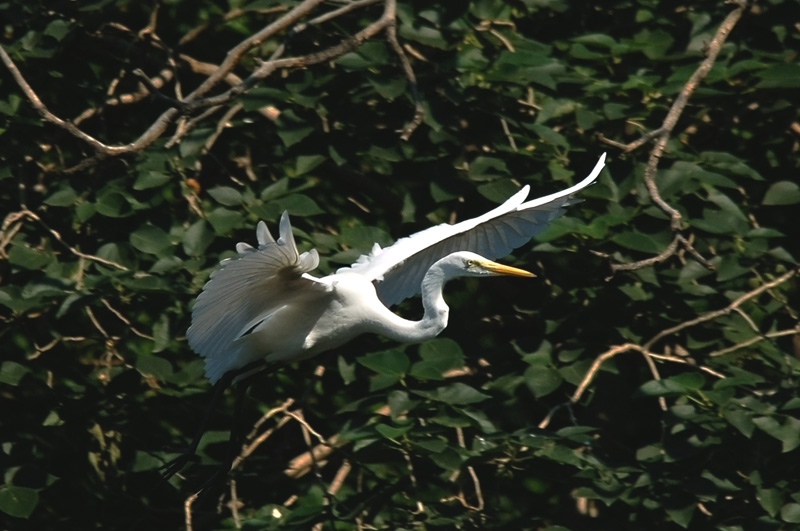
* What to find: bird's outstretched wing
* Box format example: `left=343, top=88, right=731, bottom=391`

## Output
left=187, top=212, right=322, bottom=381
left=339, top=153, right=606, bottom=306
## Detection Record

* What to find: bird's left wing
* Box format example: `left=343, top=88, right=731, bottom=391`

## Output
left=187, top=212, right=324, bottom=379
left=339, top=153, right=606, bottom=306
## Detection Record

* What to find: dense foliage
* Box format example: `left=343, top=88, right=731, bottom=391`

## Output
left=1, top=0, right=799, bottom=529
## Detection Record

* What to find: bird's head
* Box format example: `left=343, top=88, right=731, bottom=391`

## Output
left=443, top=251, right=536, bottom=279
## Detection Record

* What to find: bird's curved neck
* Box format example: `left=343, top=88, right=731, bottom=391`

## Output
left=372, top=262, right=450, bottom=343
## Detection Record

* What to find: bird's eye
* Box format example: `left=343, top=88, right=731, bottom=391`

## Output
left=465, top=259, right=477, bottom=268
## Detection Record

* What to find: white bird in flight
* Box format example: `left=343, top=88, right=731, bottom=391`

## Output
left=187, top=153, right=606, bottom=384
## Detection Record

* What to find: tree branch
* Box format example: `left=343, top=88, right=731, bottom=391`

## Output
left=539, top=265, right=797, bottom=430
left=0, top=45, right=129, bottom=156
left=600, top=2, right=747, bottom=273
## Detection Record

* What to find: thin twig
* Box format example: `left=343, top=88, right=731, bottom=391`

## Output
left=384, top=4, right=425, bottom=141
left=709, top=326, right=800, bottom=358
left=17, top=209, right=128, bottom=270
left=230, top=398, right=295, bottom=471
left=500, top=118, right=518, bottom=152
left=601, top=2, right=747, bottom=273
left=455, top=427, right=485, bottom=511
left=644, top=268, right=798, bottom=351
left=3, top=0, right=410, bottom=172
left=0, top=45, right=128, bottom=156
left=285, top=409, right=326, bottom=445
left=284, top=434, right=341, bottom=478
left=226, top=479, right=243, bottom=529
left=542, top=268, right=799, bottom=429
left=100, top=298, right=154, bottom=339
left=29, top=336, right=87, bottom=360
left=187, top=1, right=396, bottom=113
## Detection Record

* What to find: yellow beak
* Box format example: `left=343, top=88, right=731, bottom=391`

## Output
left=480, top=259, right=536, bottom=278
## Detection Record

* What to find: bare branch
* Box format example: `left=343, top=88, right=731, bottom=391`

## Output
left=17, top=209, right=129, bottom=271
left=644, top=268, right=798, bottom=351
left=385, top=8, right=425, bottom=140
left=230, top=398, right=295, bottom=472
left=600, top=2, right=747, bottom=273
left=100, top=298, right=154, bottom=339
left=0, top=45, right=128, bottom=156
left=709, top=326, right=800, bottom=358
left=611, top=234, right=714, bottom=273
left=185, top=2, right=396, bottom=113
left=284, top=434, right=342, bottom=478
left=3, top=0, right=415, bottom=172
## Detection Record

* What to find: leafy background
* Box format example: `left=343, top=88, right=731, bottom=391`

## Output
left=1, top=0, right=799, bottom=529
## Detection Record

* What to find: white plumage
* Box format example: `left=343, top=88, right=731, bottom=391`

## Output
left=187, top=153, right=606, bottom=383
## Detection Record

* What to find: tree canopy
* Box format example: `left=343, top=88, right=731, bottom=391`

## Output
left=1, top=0, right=799, bottom=529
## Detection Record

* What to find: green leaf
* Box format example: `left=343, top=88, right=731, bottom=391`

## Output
left=337, top=355, right=356, bottom=385
left=44, top=19, right=71, bottom=40
left=136, top=354, right=173, bottom=380
left=340, top=225, right=392, bottom=249
left=0, top=485, right=39, bottom=519
left=0, top=361, right=31, bottom=386
left=387, top=390, right=417, bottom=418
left=753, top=416, right=800, bottom=452
left=260, top=178, right=290, bottom=201
left=152, top=314, right=170, bottom=354
left=357, top=349, right=409, bottom=376
left=375, top=423, right=410, bottom=440
left=75, top=201, right=96, bottom=222
left=411, top=338, right=465, bottom=380
left=95, top=191, right=132, bottom=217
left=269, top=194, right=324, bottom=216
left=665, top=504, right=695, bottom=528
left=468, top=156, right=508, bottom=181
left=276, top=110, right=314, bottom=147
left=757, top=63, right=800, bottom=88
left=528, top=123, right=568, bottom=148
left=133, top=171, right=171, bottom=191
left=43, top=188, right=77, bottom=206
left=130, top=224, right=172, bottom=255
left=208, top=186, right=243, bottom=206
left=639, top=373, right=705, bottom=396
left=207, top=207, right=244, bottom=234
left=182, top=220, right=214, bottom=257
left=179, top=127, right=212, bottom=158
left=781, top=503, right=800, bottom=524
left=295, top=155, right=326, bottom=176
left=756, top=487, right=783, bottom=517
left=763, top=181, right=800, bottom=205
left=8, top=244, right=53, bottom=270
left=368, top=76, right=407, bottom=99
left=722, top=407, right=755, bottom=438
left=415, top=382, right=490, bottom=405
left=477, top=179, right=520, bottom=203
left=612, top=230, right=671, bottom=253
left=524, top=366, right=563, bottom=398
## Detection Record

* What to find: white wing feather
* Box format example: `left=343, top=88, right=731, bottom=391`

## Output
left=187, top=211, right=323, bottom=382
left=338, top=153, right=606, bottom=306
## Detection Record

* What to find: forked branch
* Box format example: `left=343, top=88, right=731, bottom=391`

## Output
left=600, top=1, right=748, bottom=273
left=0, top=0, right=423, bottom=173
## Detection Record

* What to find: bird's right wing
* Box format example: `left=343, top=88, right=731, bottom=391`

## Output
left=187, top=212, right=324, bottom=379
left=339, top=153, right=606, bottom=307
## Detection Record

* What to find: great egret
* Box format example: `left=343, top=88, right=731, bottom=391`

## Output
left=187, top=153, right=606, bottom=383
left=163, top=153, right=605, bottom=481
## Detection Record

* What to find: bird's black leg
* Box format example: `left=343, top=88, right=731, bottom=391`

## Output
left=160, top=371, right=234, bottom=480
left=197, top=379, right=251, bottom=497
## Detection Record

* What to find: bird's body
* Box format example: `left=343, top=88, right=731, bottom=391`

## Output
left=187, top=154, right=606, bottom=383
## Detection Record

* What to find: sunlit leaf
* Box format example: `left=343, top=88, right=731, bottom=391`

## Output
left=763, top=181, right=800, bottom=205
left=0, top=485, right=38, bottom=519
left=130, top=224, right=172, bottom=255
